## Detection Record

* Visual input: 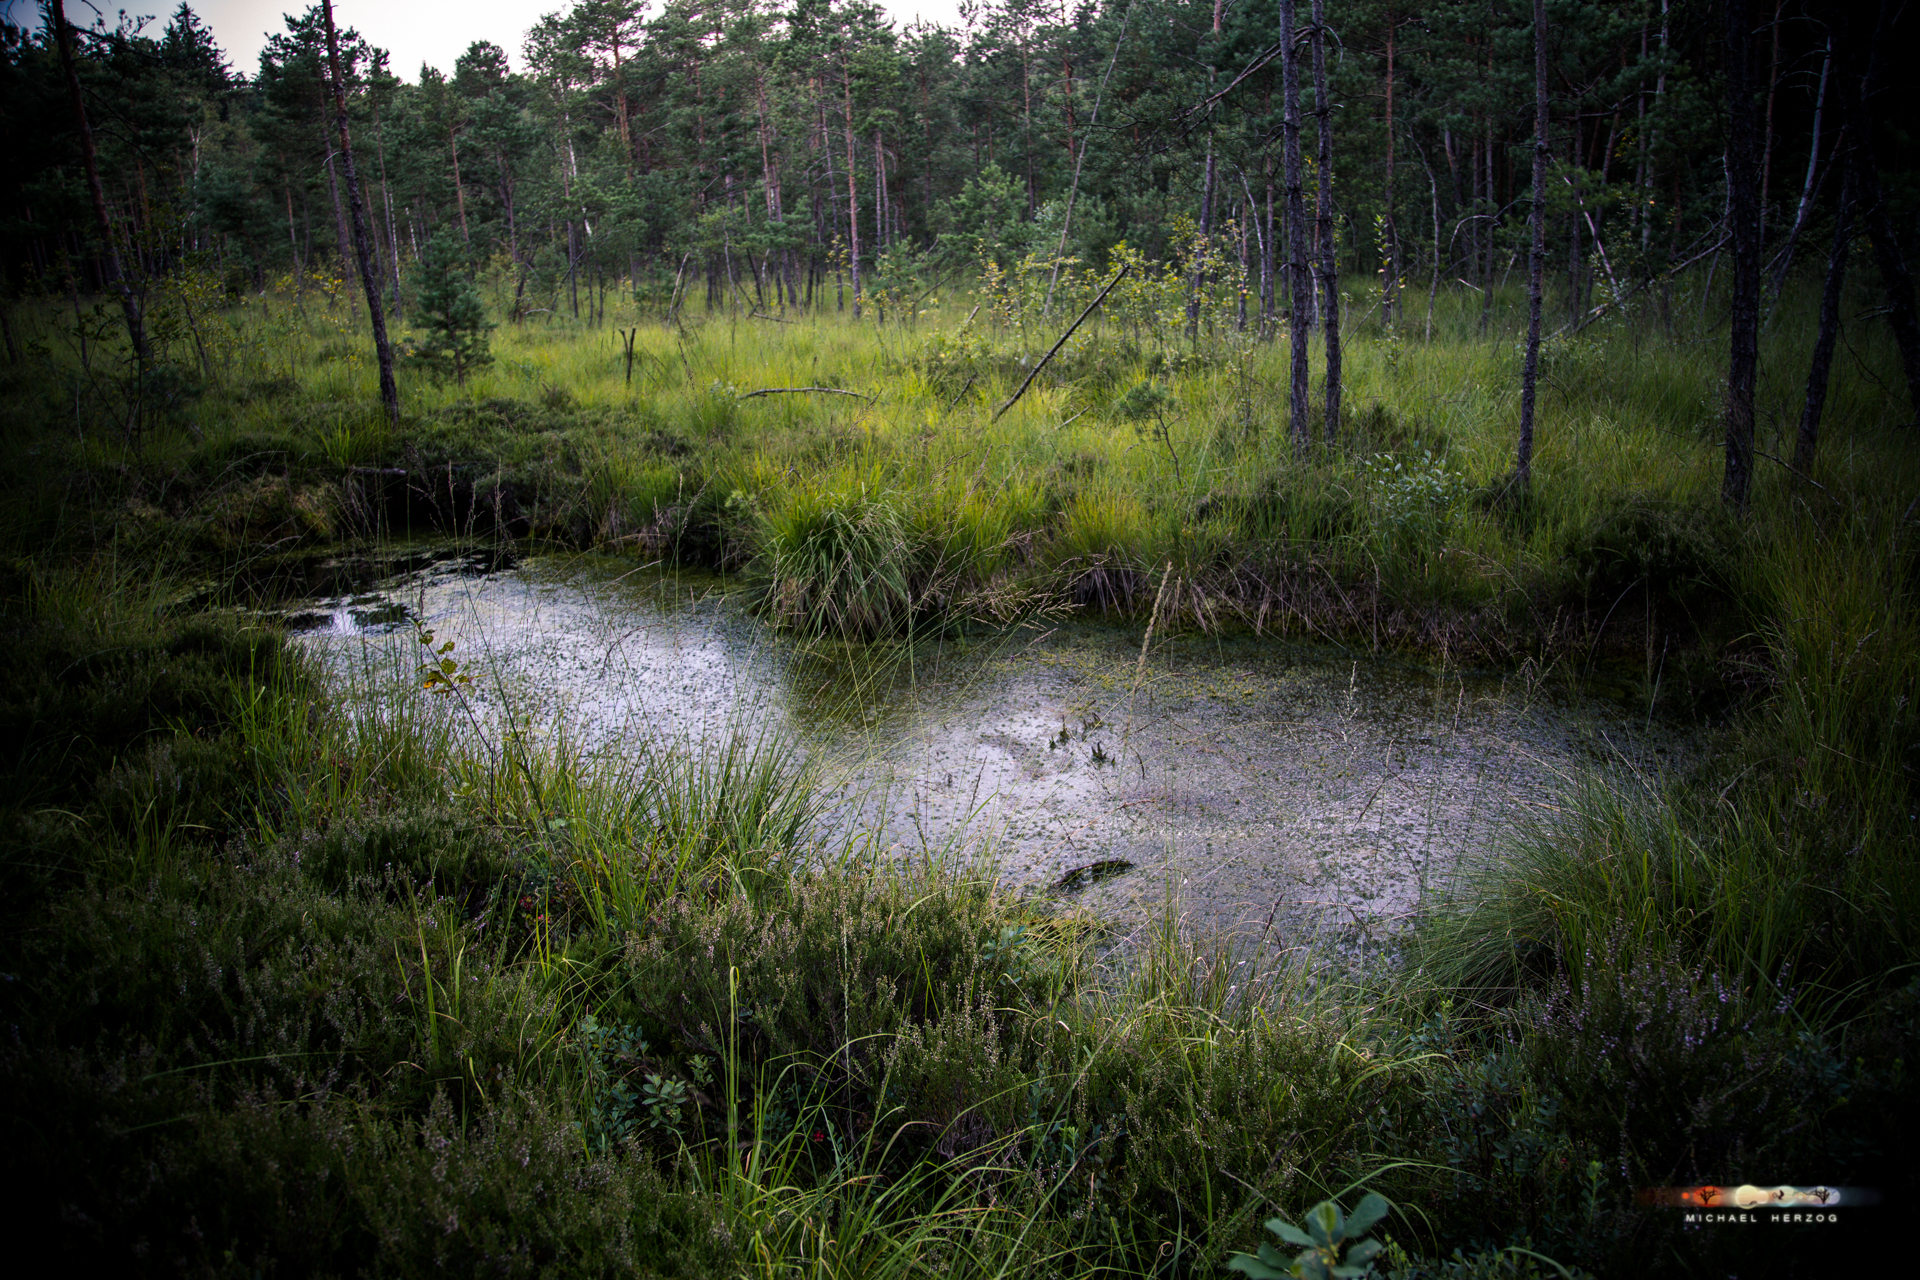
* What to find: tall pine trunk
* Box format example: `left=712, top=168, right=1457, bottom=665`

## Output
left=1312, top=0, right=1340, bottom=440
left=840, top=56, right=862, bottom=319
left=1516, top=0, right=1548, bottom=488
left=322, top=0, right=398, bottom=423
left=1721, top=0, right=1761, bottom=508
left=54, top=5, right=148, bottom=367
left=1794, top=159, right=1854, bottom=474
left=1281, top=0, right=1310, bottom=449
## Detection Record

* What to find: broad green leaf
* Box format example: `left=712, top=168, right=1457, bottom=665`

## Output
left=1307, top=1201, right=1341, bottom=1248
left=1225, top=1253, right=1287, bottom=1278
left=1345, top=1238, right=1384, bottom=1265
left=1345, top=1193, right=1390, bottom=1239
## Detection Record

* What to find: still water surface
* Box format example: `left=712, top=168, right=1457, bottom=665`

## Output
left=286, top=548, right=1681, bottom=953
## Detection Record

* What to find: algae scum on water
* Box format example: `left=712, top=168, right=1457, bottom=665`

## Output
left=283, top=546, right=1688, bottom=955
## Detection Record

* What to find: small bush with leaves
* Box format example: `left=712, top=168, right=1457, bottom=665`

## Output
left=1228, top=1192, right=1391, bottom=1279
left=1362, top=449, right=1467, bottom=548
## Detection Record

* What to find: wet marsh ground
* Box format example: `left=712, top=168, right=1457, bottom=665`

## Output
left=2, top=273, right=1916, bottom=1275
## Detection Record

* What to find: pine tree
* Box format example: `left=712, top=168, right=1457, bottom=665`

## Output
left=407, top=236, right=493, bottom=384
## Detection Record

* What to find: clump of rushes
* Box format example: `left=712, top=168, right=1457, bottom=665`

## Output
left=1051, top=484, right=1149, bottom=612
left=754, top=477, right=924, bottom=638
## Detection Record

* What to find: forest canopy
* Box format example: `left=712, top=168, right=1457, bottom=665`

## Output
left=5, top=0, right=1911, bottom=340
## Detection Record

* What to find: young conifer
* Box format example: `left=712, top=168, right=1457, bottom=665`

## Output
left=409, top=236, right=493, bottom=384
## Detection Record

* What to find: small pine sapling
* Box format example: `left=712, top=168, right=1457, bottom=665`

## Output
left=407, top=236, right=494, bottom=384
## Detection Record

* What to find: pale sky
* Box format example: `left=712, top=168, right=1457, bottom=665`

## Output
left=13, top=2, right=972, bottom=81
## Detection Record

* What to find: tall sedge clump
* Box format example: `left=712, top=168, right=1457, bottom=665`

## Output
left=408, top=236, right=494, bottom=384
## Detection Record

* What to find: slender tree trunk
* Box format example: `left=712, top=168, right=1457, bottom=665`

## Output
left=1758, top=0, right=1785, bottom=243
left=1189, top=0, right=1226, bottom=337
left=1021, top=42, right=1036, bottom=214
left=1767, top=39, right=1830, bottom=298
left=1282, top=0, right=1310, bottom=449
left=1422, top=141, right=1441, bottom=341
left=840, top=56, right=862, bottom=319
left=1795, top=160, right=1854, bottom=474
left=1722, top=0, right=1761, bottom=508
left=1383, top=8, right=1398, bottom=326
left=1517, top=0, right=1549, bottom=488
left=1263, top=148, right=1276, bottom=330
left=450, top=129, right=470, bottom=243
left=1850, top=0, right=1920, bottom=418
left=1045, top=1, right=1133, bottom=317
left=373, top=104, right=402, bottom=316
left=55, top=3, right=149, bottom=366
left=283, top=173, right=302, bottom=279
left=874, top=129, right=886, bottom=254
left=1313, top=0, right=1341, bottom=439
left=321, top=0, right=398, bottom=423
left=322, top=144, right=353, bottom=284
left=1633, top=19, right=1650, bottom=251
left=1642, top=0, right=1670, bottom=261
left=1189, top=129, right=1216, bottom=337
left=611, top=31, right=634, bottom=172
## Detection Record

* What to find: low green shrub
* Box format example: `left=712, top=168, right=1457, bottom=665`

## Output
left=1556, top=493, right=1738, bottom=635
left=0, top=614, right=289, bottom=815
left=277, top=804, right=519, bottom=892
left=615, top=867, right=1014, bottom=1144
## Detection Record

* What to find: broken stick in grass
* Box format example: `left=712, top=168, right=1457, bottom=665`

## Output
left=737, top=386, right=875, bottom=402
left=992, top=262, right=1132, bottom=422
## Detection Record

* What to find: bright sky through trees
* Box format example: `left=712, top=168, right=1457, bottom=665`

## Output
left=11, top=0, right=971, bottom=80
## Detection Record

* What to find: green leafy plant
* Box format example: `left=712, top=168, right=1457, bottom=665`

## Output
left=414, top=624, right=474, bottom=694
left=1227, top=1192, right=1391, bottom=1279
left=1116, top=379, right=1181, bottom=481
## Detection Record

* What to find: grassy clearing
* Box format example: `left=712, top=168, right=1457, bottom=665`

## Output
left=1, top=268, right=1915, bottom=1274
left=19, top=265, right=1898, bottom=659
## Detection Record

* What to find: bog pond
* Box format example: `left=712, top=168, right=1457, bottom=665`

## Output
left=280, top=546, right=1686, bottom=956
